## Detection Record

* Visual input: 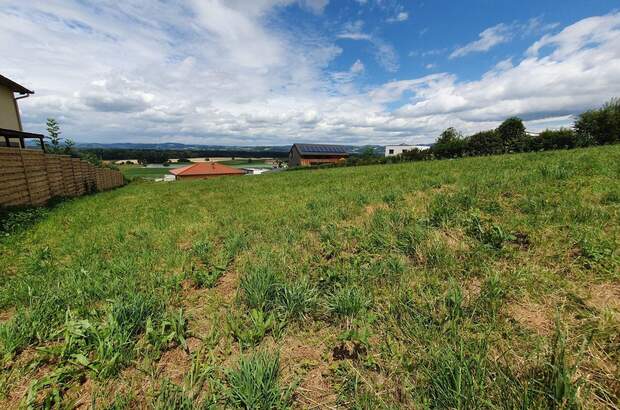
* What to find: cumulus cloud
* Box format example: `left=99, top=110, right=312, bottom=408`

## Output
left=1, top=2, right=619, bottom=145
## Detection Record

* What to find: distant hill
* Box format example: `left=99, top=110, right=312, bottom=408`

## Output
left=75, top=142, right=385, bottom=154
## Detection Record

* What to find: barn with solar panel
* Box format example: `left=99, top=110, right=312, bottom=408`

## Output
left=288, top=143, right=349, bottom=167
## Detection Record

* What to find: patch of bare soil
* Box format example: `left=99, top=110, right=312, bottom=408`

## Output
left=216, top=270, right=239, bottom=304
left=156, top=347, right=192, bottom=384
left=0, top=308, right=14, bottom=324
left=508, top=301, right=553, bottom=335
left=73, top=378, right=96, bottom=409
left=439, top=228, right=470, bottom=254
left=463, top=277, right=482, bottom=303
left=588, top=283, right=620, bottom=314
left=270, top=334, right=338, bottom=410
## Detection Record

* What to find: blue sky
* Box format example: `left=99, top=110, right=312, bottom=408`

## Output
left=1, top=0, right=619, bottom=145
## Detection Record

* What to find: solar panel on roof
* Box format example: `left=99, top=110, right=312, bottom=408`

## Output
left=296, top=144, right=348, bottom=154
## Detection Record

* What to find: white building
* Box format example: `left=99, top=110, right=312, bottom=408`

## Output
left=384, top=144, right=430, bottom=157
left=242, top=167, right=271, bottom=175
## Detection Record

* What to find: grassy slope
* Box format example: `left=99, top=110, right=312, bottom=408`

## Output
left=118, top=165, right=178, bottom=179
left=1, top=146, right=619, bottom=408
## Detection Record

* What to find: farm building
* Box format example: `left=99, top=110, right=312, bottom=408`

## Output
left=168, top=162, right=245, bottom=180
left=0, top=73, right=45, bottom=150
left=384, top=143, right=430, bottom=157
left=288, top=143, right=349, bottom=167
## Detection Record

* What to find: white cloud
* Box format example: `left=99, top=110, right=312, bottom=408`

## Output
left=450, top=23, right=512, bottom=59
left=337, top=20, right=399, bottom=72
left=332, top=59, right=365, bottom=82
left=450, top=17, right=560, bottom=59
left=387, top=12, right=408, bottom=23
left=1, top=3, right=619, bottom=146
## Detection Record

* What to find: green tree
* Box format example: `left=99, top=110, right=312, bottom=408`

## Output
left=437, top=127, right=462, bottom=145
left=45, top=118, right=62, bottom=151
left=497, top=117, right=526, bottom=151
left=575, top=98, right=620, bottom=145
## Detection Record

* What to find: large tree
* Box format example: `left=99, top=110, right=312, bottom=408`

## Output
left=497, top=117, right=526, bottom=151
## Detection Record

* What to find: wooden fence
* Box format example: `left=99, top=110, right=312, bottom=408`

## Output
left=0, top=147, right=124, bottom=207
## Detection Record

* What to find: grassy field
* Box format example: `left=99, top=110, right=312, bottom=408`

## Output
left=118, top=165, right=180, bottom=180
left=219, top=159, right=274, bottom=168
left=1, top=146, right=619, bottom=408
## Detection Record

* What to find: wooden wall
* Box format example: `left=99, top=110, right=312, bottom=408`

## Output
left=0, top=148, right=124, bottom=207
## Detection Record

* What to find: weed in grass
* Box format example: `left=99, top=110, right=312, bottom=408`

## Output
left=191, top=240, right=212, bottom=264
left=228, top=309, right=277, bottom=348
left=467, top=213, right=515, bottom=251
left=226, top=351, right=294, bottom=410
left=239, top=268, right=281, bottom=312
left=382, top=191, right=402, bottom=206
left=421, top=338, right=490, bottom=409
left=26, top=363, right=86, bottom=409
left=396, top=222, right=427, bottom=257
left=540, top=163, right=573, bottom=180
left=188, top=264, right=226, bottom=289
left=147, top=308, right=189, bottom=352
left=276, top=279, right=318, bottom=320
left=153, top=354, right=217, bottom=409
left=472, top=274, right=506, bottom=320
left=542, top=319, right=585, bottom=409
left=576, top=236, right=613, bottom=266
left=328, top=287, right=372, bottom=319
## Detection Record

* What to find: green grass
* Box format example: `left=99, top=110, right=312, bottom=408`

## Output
left=1, top=146, right=619, bottom=408
left=220, top=159, right=273, bottom=168
left=118, top=165, right=179, bottom=180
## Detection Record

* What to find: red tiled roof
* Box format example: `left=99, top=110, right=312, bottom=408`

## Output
left=169, top=162, right=246, bottom=176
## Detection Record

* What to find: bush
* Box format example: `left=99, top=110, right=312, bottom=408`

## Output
left=539, top=129, right=577, bottom=150
left=575, top=98, right=620, bottom=145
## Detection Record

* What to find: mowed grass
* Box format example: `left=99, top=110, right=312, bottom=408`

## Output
left=0, top=146, right=619, bottom=408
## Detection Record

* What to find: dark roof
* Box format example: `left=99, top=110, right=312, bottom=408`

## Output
left=292, top=143, right=349, bottom=156
left=0, top=74, right=34, bottom=95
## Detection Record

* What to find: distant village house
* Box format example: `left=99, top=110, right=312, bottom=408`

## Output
left=384, top=143, right=430, bottom=157
left=288, top=143, right=349, bottom=167
left=0, top=74, right=45, bottom=150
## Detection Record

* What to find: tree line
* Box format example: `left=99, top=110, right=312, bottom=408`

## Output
left=79, top=149, right=287, bottom=164
left=397, top=98, right=620, bottom=162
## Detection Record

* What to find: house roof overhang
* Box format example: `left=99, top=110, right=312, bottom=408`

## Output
left=0, top=74, right=34, bottom=95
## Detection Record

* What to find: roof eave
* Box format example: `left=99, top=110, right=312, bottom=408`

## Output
left=0, top=74, right=34, bottom=95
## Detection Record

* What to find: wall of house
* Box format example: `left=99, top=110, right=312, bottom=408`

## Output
left=300, top=157, right=345, bottom=166
left=0, top=85, right=21, bottom=131
left=384, top=145, right=430, bottom=157
left=288, top=146, right=302, bottom=167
